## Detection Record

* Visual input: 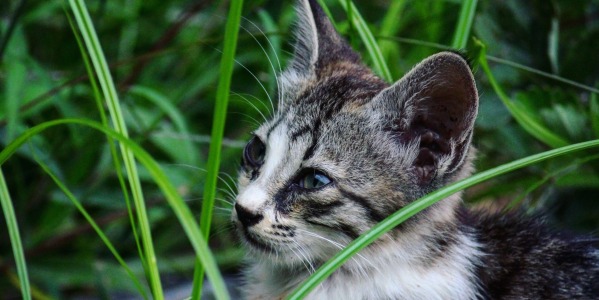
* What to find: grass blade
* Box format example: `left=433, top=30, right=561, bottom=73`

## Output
left=336, top=0, right=393, bottom=82
left=590, top=91, right=599, bottom=137
left=379, top=0, right=406, bottom=58
left=191, top=0, right=244, bottom=298
left=451, top=0, right=478, bottom=49
left=4, top=59, right=26, bottom=142
left=32, top=151, right=148, bottom=299
left=0, top=118, right=231, bottom=300
left=67, top=0, right=164, bottom=297
left=475, top=39, right=569, bottom=148
left=129, top=86, right=199, bottom=165
left=375, top=35, right=599, bottom=95
left=0, top=168, right=31, bottom=300
left=65, top=8, right=147, bottom=273
left=548, top=18, right=560, bottom=74
left=288, top=138, right=599, bottom=299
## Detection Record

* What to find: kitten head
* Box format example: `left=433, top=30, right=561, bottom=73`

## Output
left=232, top=0, right=478, bottom=268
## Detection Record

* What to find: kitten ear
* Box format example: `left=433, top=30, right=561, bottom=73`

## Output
left=291, top=0, right=360, bottom=75
left=372, top=52, right=478, bottom=184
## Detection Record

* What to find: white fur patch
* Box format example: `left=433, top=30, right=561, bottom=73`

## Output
left=244, top=206, right=484, bottom=300
left=262, top=124, right=288, bottom=179
left=237, top=185, right=269, bottom=212
left=236, top=124, right=289, bottom=212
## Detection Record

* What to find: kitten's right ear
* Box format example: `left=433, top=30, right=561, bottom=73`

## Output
left=290, top=0, right=360, bottom=75
left=371, top=52, right=478, bottom=185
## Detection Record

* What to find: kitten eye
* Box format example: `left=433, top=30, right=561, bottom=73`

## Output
left=298, top=169, right=332, bottom=189
left=243, top=136, right=266, bottom=168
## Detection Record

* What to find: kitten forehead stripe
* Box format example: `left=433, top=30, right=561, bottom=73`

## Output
left=290, top=124, right=312, bottom=142
left=266, top=115, right=285, bottom=138
left=302, top=118, right=322, bottom=160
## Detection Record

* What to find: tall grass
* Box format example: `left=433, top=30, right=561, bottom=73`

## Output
left=0, top=169, right=31, bottom=300
left=0, top=118, right=230, bottom=299
left=68, top=0, right=164, bottom=296
left=191, top=0, right=244, bottom=299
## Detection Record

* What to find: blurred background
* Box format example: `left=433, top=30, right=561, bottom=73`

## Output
left=1, top=0, right=598, bottom=298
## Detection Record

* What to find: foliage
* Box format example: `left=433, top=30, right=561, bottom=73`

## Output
left=1, top=0, right=598, bottom=298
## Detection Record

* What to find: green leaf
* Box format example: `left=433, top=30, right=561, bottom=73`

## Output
left=67, top=0, right=163, bottom=297
left=130, top=85, right=199, bottom=165
left=475, top=39, right=570, bottom=148
left=32, top=150, right=148, bottom=299
left=0, top=118, right=231, bottom=300
left=336, top=0, right=393, bottom=82
left=548, top=18, right=559, bottom=74
left=591, top=92, right=599, bottom=138
left=451, top=0, right=478, bottom=49
left=191, top=0, right=244, bottom=298
left=0, top=168, right=31, bottom=300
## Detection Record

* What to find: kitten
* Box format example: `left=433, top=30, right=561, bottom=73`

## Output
left=231, top=0, right=599, bottom=299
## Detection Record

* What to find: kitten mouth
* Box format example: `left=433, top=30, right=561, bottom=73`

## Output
left=242, top=229, right=276, bottom=253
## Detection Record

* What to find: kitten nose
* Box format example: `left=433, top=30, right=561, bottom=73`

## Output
left=235, top=203, right=264, bottom=227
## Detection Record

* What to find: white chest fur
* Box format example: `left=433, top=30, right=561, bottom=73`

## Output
left=244, top=233, right=483, bottom=300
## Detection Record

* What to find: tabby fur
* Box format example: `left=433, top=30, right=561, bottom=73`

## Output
left=232, top=1, right=599, bottom=299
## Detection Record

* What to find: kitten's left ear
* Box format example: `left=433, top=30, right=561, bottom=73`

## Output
left=371, top=52, right=478, bottom=184
left=291, top=0, right=360, bottom=75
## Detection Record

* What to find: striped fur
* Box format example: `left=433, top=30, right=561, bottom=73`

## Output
left=232, top=0, right=599, bottom=299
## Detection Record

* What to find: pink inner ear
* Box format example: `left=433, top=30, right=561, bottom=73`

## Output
left=373, top=52, right=478, bottom=184
left=404, top=76, right=477, bottom=184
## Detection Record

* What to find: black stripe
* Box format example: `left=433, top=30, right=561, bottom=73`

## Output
left=303, top=138, right=318, bottom=161
left=303, top=118, right=322, bottom=161
left=304, top=200, right=344, bottom=218
left=338, top=188, right=386, bottom=223
left=305, top=219, right=360, bottom=240
left=266, top=116, right=284, bottom=137
left=290, top=124, right=312, bottom=142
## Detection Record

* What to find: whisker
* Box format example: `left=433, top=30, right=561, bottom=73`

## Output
left=231, top=92, right=269, bottom=123
left=165, top=164, right=238, bottom=195
left=238, top=19, right=280, bottom=114
left=211, top=225, right=236, bottom=238
left=213, top=47, right=274, bottom=114
left=217, top=188, right=237, bottom=201
left=288, top=242, right=313, bottom=274
left=241, top=15, right=286, bottom=114
left=296, top=228, right=378, bottom=275
left=214, top=197, right=234, bottom=207
left=214, top=206, right=233, bottom=213
left=219, top=172, right=238, bottom=187
left=217, top=175, right=237, bottom=196
left=241, top=15, right=283, bottom=73
left=230, top=111, right=261, bottom=128
left=294, top=240, right=316, bottom=274
left=232, top=92, right=272, bottom=119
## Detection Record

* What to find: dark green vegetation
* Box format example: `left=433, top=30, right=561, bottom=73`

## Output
left=1, top=0, right=598, bottom=298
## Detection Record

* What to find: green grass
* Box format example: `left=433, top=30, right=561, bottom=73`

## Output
left=1, top=1, right=598, bottom=298
left=0, top=168, right=31, bottom=300
left=67, top=0, right=164, bottom=296
left=192, top=0, right=243, bottom=299
left=452, top=0, right=478, bottom=49
left=0, top=118, right=230, bottom=299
